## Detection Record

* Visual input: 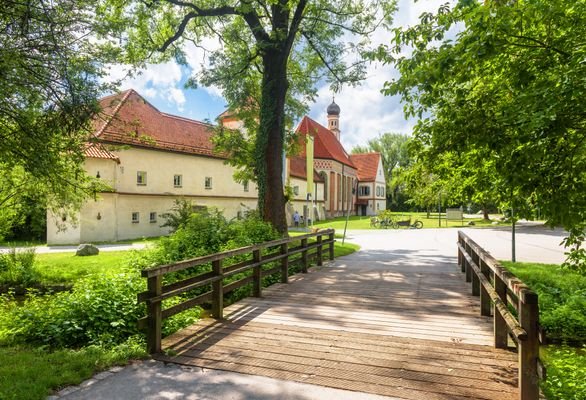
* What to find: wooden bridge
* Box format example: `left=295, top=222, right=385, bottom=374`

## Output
left=139, top=230, right=542, bottom=400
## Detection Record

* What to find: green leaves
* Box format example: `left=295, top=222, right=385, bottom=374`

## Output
left=380, top=0, right=586, bottom=267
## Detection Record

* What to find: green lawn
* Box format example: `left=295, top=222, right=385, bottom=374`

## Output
left=1, top=235, right=358, bottom=399
left=312, top=213, right=502, bottom=230
left=35, top=251, right=137, bottom=285
left=501, top=261, right=586, bottom=399
left=0, top=341, right=147, bottom=400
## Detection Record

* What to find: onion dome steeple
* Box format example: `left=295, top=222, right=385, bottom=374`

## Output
left=326, top=96, right=341, bottom=140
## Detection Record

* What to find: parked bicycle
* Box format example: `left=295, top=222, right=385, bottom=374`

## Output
left=394, top=217, right=423, bottom=229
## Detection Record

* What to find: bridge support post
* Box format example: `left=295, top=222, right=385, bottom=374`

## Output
left=301, top=238, right=308, bottom=273
left=328, top=232, right=335, bottom=261
left=494, top=269, right=509, bottom=349
left=146, top=275, right=162, bottom=354
left=212, top=259, right=223, bottom=319
left=479, top=259, right=491, bottom=316
left=281, top=243, right=289, bottom=283
left=518, top=290, right=539, bottom=400
left=317, top=235, right=323, bottom=266
left=253, top=249, right=262, bottom=297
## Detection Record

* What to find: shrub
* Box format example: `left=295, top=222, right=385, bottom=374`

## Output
left=502, top=261, right=586, bottom=342
left=0, top=248, right=39, bottom=286
left=541, top=345, right=586, bottom=400
left=0, top=271, right=145, bottom=348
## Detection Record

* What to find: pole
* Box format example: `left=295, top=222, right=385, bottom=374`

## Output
left=511, top=208, right=517, bottom=262
left=438, top=193, right=441, bottom=227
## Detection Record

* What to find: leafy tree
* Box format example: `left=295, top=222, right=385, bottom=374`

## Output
left=352, top=132, right=411, bottom=207
left=377, top=0, right=586, bottom=269
left=1, top=0, right=117, bottom=239
left=102, top=0, right=397, bottom=234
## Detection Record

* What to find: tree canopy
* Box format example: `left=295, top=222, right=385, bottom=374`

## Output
left=377, top=0, right=586, bottom=271
left=102, top=0, right=396, bottom=233
left=0, top=0, right=115, bottom=240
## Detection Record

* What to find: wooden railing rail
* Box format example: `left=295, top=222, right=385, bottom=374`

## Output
left=457, top=231, right=543, bottom=400
left=139, top=229, right=336, bottom=354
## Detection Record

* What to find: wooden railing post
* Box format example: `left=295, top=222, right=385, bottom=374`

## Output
left=211, top=259, right=223, bottom=319
left=494, top=269, right=509, bottom=349
left=301, top=238, right=308, bottom=273
left=317, top=235, right=323, bottom=266
left=328, top=231, right=335, bottom=261
left=280, top=242, right=289, bottom=283
left=253, top=249, right=262, bottom=297
left=464, top=243, right=472, bottom=282
left=518, top=289, right=540, bottom=400
left=146, top=275, right=162, bottom=354
left=479, top=259, right=491, bottom=316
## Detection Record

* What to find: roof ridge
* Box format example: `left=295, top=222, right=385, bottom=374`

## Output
left=161, top=112, right=214, bottom=127
left=94, top=89, right=134, bottom=138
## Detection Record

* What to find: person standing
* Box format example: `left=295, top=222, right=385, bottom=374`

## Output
left=293, top=210, right=300, bottom=227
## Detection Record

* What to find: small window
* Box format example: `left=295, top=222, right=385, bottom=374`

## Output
left=359, top=186, right=370, bottom=196
left=377, top=203, right=380, bottom=210
left=237, top=211, right=243, bottom=219
left=243, top=181, right=249, bottom=192
left=205, top=177, right=212, bottom=189
left=173, top=174, right=182, bottom=188
left=376, top=187, right=380, bottom=197
left=149, top=212, right=157, bottom=223
left=131, top=212, right=139, bottom=223
left=137, top=171, right=147, bottom=186
left=293, top=186, right=299, bottom=195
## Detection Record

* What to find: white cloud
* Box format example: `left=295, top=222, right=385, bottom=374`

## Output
left=104, top=61, right=186, bottom=109
left=308, top=0, right=443, bottom=151
left=183, top=39, right=225, bottom=99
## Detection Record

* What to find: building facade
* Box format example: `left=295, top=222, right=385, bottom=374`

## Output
left=47, top=90, right=384, bottom=244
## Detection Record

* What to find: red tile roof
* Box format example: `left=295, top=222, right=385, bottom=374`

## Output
left=84, top=143, right=120, bottom=163
left=350, top=152, right=381, bottom=182
left=288, top=156, right=324, bottom=182
left=295, top=116, right=354, bottom=168
left=93, top=89, right=223, bottom=158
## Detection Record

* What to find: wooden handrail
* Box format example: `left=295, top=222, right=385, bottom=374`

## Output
left=457, top=231, right=541, bottom=400
left=139, top=229, right=336, bottom=354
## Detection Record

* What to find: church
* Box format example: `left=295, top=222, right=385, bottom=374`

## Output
left=46, top=90, right=385, bottom=244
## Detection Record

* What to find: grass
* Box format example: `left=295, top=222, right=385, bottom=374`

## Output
left=500, top=261, right=586, bottom=342
left=312, top=213, right=503, bottom=230
left=35, top=251, right=137, bottom=285
left=0, top=341, right=147, bottom=400
left=1, top=233, right=356, bottom=399
left=501, top=261, right=586, bottom=399
left=540, top=345, right=586, bottom=400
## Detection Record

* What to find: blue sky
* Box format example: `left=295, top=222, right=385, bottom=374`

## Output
left=109, top=0, right=440, bottom=151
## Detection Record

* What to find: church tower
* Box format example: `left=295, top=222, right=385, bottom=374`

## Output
left=327, top=98, right=341, bottom=141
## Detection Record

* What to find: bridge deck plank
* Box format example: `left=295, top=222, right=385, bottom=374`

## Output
left=159, top=255, right=518, bottom=399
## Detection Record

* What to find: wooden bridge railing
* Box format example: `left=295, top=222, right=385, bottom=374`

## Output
left=457, top=231, right=544, bottom=400
left=138, top=229, right=335, bottom=354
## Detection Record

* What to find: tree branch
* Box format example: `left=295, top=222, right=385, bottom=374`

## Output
left=285, top=0, right=307, bottom=55
left=301, top=30, right=343, bottom=84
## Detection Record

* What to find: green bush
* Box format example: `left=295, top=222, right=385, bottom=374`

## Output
left=0, top=248, right=39, bottom=286
left=502, top=261, right=586, bottom=342
left=0, top=271, right=145, bottom=348
left=541, top=345, right=586, bottom=400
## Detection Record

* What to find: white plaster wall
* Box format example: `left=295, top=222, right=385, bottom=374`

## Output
left=111, top=147, right=258, bottom=199
left=85, top=158, right=117, bottom=189
left=46, top=210, right=81, bottom=245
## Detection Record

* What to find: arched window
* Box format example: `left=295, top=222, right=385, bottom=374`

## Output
left=320, top=172, right=328, bottom=200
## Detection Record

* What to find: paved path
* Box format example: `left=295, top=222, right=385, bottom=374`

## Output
left=57, top=226, right=565, bottom=399
left=0, top=242, right=149, bottom=254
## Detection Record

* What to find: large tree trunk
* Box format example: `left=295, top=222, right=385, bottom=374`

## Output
left=256, top=50, right=288, bottom=235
